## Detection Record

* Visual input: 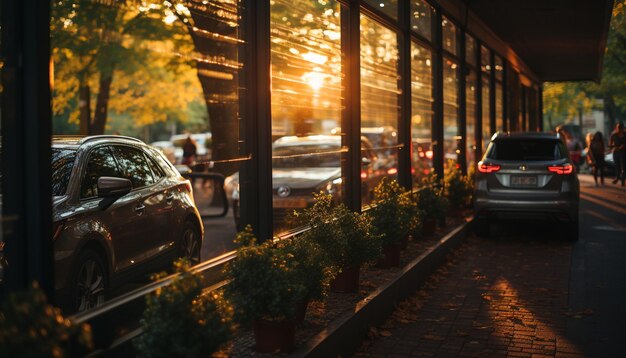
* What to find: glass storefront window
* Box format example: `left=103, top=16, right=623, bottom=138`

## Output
left=411, top=0, right=433, bottom=40
left=271, top=0, right=342, bottom=232
left=51, top=0, right=246, bottom=308
left=496, top=82, right=503, bottom=132
left=481, top=74, right=491, bottom=152
left=466, top=70, right=477, bottom=170
left=466, top=34, right=476, bottom=67
left=410, top=42, right=433, bottom=184
left=442, top=16, right=457, bottom=56
left=481, top=45, right=491, bottom=73
left=360, top=14, right=399, bottom=207
left=443, top=57, right=459, bottom=168
left=495, top=55, right=504, bottom=81
left=364, top=0, right=398, bottom=20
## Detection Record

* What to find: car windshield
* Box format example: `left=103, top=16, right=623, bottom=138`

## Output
left=272, top=143, right=341, bottom=168
left=51, top=148, right=77, bottom=196
left=486, top=139, right=566, bottom=161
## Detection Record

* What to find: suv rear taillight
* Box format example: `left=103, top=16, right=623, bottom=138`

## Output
left=478, top=163, right=501, bottom=173
left=547, top=164, right=573, bottom=175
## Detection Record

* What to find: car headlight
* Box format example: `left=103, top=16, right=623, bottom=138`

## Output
left=320, top=177, right=342, bottom=196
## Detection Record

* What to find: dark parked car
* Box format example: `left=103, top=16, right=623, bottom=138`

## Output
left=473, top=132, right=580, bottom=240
left=51, top=135, right=204, bottom=312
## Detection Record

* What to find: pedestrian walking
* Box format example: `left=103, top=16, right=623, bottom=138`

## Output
left=182, top=134, right=197, bottom=167
left=609, top=122, right=625, bottom=186
left=586, top=131, right=606, bottom=186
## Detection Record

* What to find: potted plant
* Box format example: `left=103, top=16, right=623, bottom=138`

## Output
left=291, top=193, right=382, bottom=293
left=135, top=259, right=233, bottom=358
left=275, top=235, right=331, bottom=323
left=0, top=283, right=93, bottom=357
left=416, top=174, right=448, bottom=235
left=403, top=191, right=423, bottom=248
left=443, top=159, right=473, bottom=217
left=224, top=226, right=306, bottom=353
left=369, top=178, right=411, bottom=268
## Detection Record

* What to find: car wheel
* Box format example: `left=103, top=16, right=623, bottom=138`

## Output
left=180, top=221, right=201, bottom=265
left=474, top=219, right=490, bottom=238
left=72, top=249, right=107, bottom=313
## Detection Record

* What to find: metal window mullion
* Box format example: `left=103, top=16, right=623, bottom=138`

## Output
left=397, top=0, right=412, bottom=190
left=458, top=30, right=467, bottom=174
left=342, top=0, right=361, bottom=212
left=475, top=42, right=483, bottom=161
left=1, top=0, right=54, bottom=299
left=489, top=49, right=496, bottom=136
left=502, top=61, right=508, bottom=132
left=432, top=9, right=444, bottom=178
left=241, top=0, right=272, bottom=240
left=537, top=83, right=543, bottom=132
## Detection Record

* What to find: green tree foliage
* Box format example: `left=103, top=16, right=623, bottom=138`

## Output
left=543, top=1, right=626, bottom=129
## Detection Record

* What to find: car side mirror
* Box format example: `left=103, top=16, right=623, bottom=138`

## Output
left=97, top=177, right=132, bottom=198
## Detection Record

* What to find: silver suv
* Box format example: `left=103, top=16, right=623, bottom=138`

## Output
left=473, top=132, right=580, bottom=240
left=51, top=136, right=204, bottom=312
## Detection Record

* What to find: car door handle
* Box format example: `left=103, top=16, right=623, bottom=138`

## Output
left=134, top=204, right=145, bottom=215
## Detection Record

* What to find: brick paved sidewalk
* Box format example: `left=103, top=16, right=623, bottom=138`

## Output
left=357, top=234, right=584, bottom=358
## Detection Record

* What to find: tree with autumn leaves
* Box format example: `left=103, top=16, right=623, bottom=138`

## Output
left=51, top=0, right=242, bottom=174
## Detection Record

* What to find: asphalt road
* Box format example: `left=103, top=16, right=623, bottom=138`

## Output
left=359, top=174, right=626, bottom=357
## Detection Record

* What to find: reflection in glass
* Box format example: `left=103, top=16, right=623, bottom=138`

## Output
left=496, top=82, right=503, bottom=132
left=411, top=0, right=433, bottom=40
left=482, top=74, right=491, bottom=152
left=411, top=42, right=433, bottom=184
left=466, top=70, right=477, bottom=170
left=363, top=0, right=398, bottom=20
left=442, top=16, right=457, bottom=55
left=495, top=55, right=504, bottom=81
left=270, top=0, right=342, bottom=232
left=361, top=14, right=399, bottom=206
left=443, top=58, right=459, bottom=168
left=481, top=45, right=491, bottom=73
left=50, top=0, right=246, bottom=305
left=466, top=34, right=476, bottom=67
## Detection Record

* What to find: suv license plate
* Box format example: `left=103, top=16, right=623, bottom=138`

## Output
left=511, top=175, right=537, bottom=187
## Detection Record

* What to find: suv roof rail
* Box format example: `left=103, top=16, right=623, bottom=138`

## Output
left=79, top=135, right=144, bottom=144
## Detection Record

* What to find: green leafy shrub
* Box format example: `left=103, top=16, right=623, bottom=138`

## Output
left=369, top=178, right=412, bottom=246
left=443, top=160, right=473, bottom=209
left=134, top=260, right=233, bottom=358
left=0, top=283, right=93, bottom=358
left=416, top=174, right=448, bottom=221
left=275, top=235, right=331, bottom=301
left=224, top=226, right=307, bottom=322
left=290, top=192, right=382, bottom=273
left=404, top=191, right=423, bottom=237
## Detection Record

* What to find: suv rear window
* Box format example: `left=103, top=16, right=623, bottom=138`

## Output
left=486, top=139, right=567, bottom=161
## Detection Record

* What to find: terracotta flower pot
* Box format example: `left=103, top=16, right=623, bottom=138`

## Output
left=399, top=234, right=409, bottom=250
left=293, top=299, right=309, bottom=325
left=449, top=208, right=464, bottom=218
left=377, top=243, right=401, bottom=268
left=421, top=218, right=437, bottom=236
left=252, top=318, right=296, bottom=353
left=330, top=264, right=361, bottom=293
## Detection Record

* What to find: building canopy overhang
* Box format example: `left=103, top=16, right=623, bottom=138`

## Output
left=467, top=0, right=614, bottom=82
